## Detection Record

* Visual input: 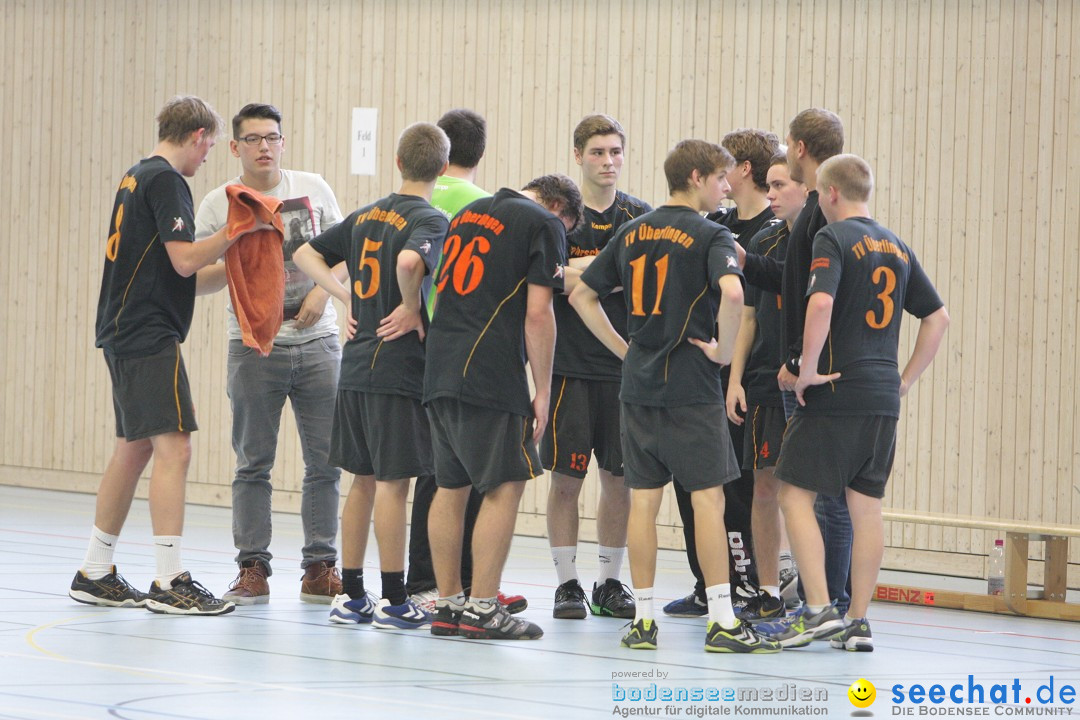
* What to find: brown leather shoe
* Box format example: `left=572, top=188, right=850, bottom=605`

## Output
left=300, top=561, right=341, bottom=604
left=223, top=560, right=269, bottom=605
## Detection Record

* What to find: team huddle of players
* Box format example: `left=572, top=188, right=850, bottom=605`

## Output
left=74, top=96, right=949, bottom=656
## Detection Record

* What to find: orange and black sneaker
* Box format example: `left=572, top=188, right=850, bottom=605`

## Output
left=145, top=572, right=235, bottom=616
left=69, top=566, right=148, bottom=608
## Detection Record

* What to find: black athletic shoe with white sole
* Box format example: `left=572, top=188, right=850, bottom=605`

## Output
left=145, top=572, right=235, bottom=616
left=459, top=603, right=543, bottom=639
left=69, top=566, right=148, bottom=608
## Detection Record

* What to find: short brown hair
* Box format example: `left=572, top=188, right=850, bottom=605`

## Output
left=522, top=174, right=585, bottom=233
left=788, top=108, right=844, bottom=163
left=232, top=103, right=282, bottom=138
left=769, top=151, right=789, bottom=168
left=817, top=154, right=874, bottom=203
left=437, top=108, right=486, bottom=168
left=722, top=129, right=781, bottom=191
left=663, top=140, right=735, bottom=194
left=157, top=95, right=223, bottom=144
left=396, top=122, right=450, bottom=182
left=573, top=114, right=626, bottom=154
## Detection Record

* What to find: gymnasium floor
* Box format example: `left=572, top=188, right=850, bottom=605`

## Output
left=1, top=485, right=1076, bottom=719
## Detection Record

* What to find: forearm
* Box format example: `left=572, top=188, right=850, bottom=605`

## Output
left=799, top=293, right=833, bottom=373
left=167, top=226, right=234, bottom=277
left=194, top=263, right=228, bottom=296
left=561, top=265, right=583, bottom=294
left=728, top=308, right=757, bottom=387
left=901, top=306, right=950, bottom=390
left=711, top=277, right=744, bottom=365
left=396, top=251, right=425, bottom=311
left=568, top=284, right=628, bottom=360
left=293, top=244, right=350, bottom=305
left=524, top=304, right=556, bottom=402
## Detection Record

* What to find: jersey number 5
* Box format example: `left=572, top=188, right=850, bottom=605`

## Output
left=354, top=238, right=382, bottom=299
left=865, top=265, right=897, bottom=329
left=437, top=234, right=490, bottom=296
left=628, top=253, right=669, bottom=316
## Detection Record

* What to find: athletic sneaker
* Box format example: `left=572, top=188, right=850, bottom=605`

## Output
left=409, top=588, right=438, bottom=614
left=223, top=560, right=270, bottom=606
left=779, top=565, right=800, bottom=609
left=662, top=592, right=707, bottom=617
left=620, top=619, right=658, bottom=650
left=553, top=579, right=588, bottom=619
left=144, top=572, right=235, bottom=616
left=68, top=567, right=148, bottom=608
left=372, top=597, right=432, bottom=630
left=736, top=592, right=785, bottom=623
left=459, top=603, right=543, bottom=640
left=705, top=620, right=782, bottom=653
left=831, top=617, right=874, bottom=652
left=498, top=590, right=528, bottom=614
left=328, top=591, right=377, bottom=625
left=760, top=604, right=844, bottom=648
left=430, top=600, right=464, bottom=637
left=591, top=579, right=636, bottom=618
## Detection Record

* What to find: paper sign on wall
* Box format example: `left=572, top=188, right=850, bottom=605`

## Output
left=351, top=108, right=378, bottom=175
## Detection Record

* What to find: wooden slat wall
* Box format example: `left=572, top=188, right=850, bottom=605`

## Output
left=1, top=0, right=1077, bottom=584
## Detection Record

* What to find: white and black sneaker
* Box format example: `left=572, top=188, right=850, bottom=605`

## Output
left=145, top=572, right=235, bottom=616
left=69, top=566, right=148, bottom=608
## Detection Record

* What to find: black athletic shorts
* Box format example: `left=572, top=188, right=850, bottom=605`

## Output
left=620, top=403, right=740, bottom=492
left=427, top=397, right=541, bottom=494
left=774, top=415, right=897, bottom=499
left=105, top=342, right=197, bottom=440
left=742, top=404, right=786, bottom=470
left=330, top=390, right=433, bottom=479
left=540, top=375, right=623, bottom=478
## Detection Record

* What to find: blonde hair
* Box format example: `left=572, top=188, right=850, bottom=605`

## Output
left=817, top=154, right=874, bottom=202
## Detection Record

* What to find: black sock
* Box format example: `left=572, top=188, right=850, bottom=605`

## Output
left=342, top=568, right=364, bottom=599
left=382, top=571, right=406, bottom=605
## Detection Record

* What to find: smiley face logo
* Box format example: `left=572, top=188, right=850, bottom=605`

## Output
left=848, top=678, right=876, bottom=708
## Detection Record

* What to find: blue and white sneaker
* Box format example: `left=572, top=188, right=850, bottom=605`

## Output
left=329, top=592, right=377, bottom=625
left=662, top=592, right=707, bottom=617
left=372, top=597, right=432, bottom=629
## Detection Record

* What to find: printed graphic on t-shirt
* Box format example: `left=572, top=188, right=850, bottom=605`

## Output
left=280, top=196, right=318, bottom=316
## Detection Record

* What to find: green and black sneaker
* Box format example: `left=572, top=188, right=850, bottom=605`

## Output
left=705, top=620, right=782, bottom=653
left=620, top=619, right=658, bottom=650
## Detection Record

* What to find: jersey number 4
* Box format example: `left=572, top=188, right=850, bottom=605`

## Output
left=865, top=265, right=897, bottom=329
left=437, top=234, right=490, bottom=296
left=628, top=253, right=669, bottom=316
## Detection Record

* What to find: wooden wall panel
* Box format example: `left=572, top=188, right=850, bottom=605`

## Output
left=1, top=0, right=1078, bottom=579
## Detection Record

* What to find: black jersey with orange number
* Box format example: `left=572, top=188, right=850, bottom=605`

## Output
left=553, top=190, right=652, bottom=381
left=310, top=193, right=448, bottom=399
left=95, top=156, right=197, bottom=358
left=581, top=205, right=744, bottom=408
left=422, top=188, right=567, bottom=417
left=797, top=217, right=943, bottom=417
left=743, top=219, right=788, bottom=408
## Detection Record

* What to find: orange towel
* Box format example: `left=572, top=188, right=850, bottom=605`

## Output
left=224, top=184, right=286, bottom=357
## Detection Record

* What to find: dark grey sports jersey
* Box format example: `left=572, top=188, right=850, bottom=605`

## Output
left=796, top=217, right=943, bottom=417
left=581, top=205, right=743, bottom=408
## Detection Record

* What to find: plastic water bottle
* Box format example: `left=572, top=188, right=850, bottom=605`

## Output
left=987, top=539, right=1005, bottom=596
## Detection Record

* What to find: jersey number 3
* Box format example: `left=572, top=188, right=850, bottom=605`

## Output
left=865, top=265, right=897, bottom=329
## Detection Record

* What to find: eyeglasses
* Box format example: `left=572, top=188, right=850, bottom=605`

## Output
left=236, top=133, right=284, bottom=146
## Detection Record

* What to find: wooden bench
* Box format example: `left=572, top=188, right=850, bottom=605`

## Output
left=874, top=511, right=1080, bottom=621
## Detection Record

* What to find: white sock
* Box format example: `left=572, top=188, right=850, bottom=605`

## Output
left=440, top=592, right=466, bottom=608
left=82, top=526, right=119, bottom=580
left=633, top=587, right=654, bottom=622
left=597, top=545, right=625, bottom=584
left=706, top=583, right=737, bottom=627
left=551, top=546, right=578, bottom=586
left=153, top=536, right=184, bottom=587
left=761, top=585, right=780, bottom=598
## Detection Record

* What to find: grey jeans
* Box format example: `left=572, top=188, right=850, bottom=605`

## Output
left=227, top=336, right=342, bottom=572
